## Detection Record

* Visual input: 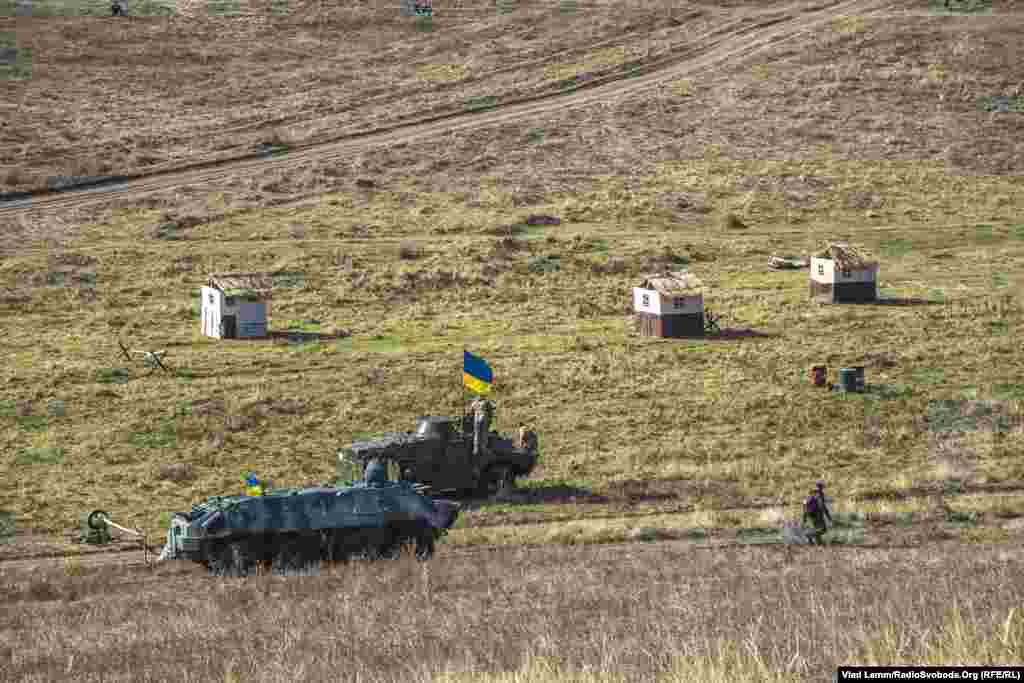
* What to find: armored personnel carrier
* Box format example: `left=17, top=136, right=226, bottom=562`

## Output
left=158, top=469, right=460, bottom=576
left=337, top=415, right=539, bottom=497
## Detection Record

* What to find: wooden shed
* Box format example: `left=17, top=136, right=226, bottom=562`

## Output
left=201, top=273, right=273, bottom=339
left=810, top=242, right=878, bottom=303
left=634, top=271, right=705, bottom=338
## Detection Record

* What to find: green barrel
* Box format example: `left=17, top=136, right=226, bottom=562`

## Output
left=837, top=368, right=858, bottom=393
left=852, top=366, right=865, bottom=391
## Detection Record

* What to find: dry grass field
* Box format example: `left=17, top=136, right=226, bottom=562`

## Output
left=2, top=0, right=1024, bottom=679
left=3, top=542, right=1024, bottom=682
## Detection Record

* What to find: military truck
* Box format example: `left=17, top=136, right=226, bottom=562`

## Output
left=337, top=416, right=539, bottom=497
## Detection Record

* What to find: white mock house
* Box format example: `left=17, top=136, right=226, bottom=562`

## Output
left=633, top=270, right=705, bottom=338
left=201, top=273, right=273, bottom=339
left=809, top=242, right=878, bottom=304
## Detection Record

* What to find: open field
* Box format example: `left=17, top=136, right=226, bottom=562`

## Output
left=2, top=541, right=1024, bottom=681
left=1, top=0, right=1024, bottom=678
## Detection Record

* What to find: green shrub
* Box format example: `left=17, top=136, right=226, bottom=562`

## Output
left=14, top=447, right=64, bottom=465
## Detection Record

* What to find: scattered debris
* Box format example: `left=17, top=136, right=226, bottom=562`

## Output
left=768, top=255, right=809, bottom=270
left=524, top=214, right=561, bottom=226
left=976, top=95, right=1023, bottom=113
left=117, top=339, right=173, bottom=374
left=782, top=520, right=811, bottom=545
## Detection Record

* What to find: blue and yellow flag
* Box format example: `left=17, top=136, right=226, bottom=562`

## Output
left=463, top=350, right=493, bottom=395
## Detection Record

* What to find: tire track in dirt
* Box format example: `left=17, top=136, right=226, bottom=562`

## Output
left=458, top=481, right=1024, bottom=529
left=0, top=532, right=975, bottom=575
left=3, top=482, right=1020, bottom=570
left=0, top=0, right=890, bottom=218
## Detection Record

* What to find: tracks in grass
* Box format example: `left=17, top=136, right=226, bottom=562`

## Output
left=3, top=481, right=1021, bottom=571
left=458, top=480, right=1024, bottom=530
left=0, top=0, right=890, bottom=218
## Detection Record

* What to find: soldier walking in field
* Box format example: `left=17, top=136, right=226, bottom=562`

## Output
left=802, top=480, right=833, bottom=545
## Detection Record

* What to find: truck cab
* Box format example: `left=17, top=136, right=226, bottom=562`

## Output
left=337, top=415, right=539, bottom=498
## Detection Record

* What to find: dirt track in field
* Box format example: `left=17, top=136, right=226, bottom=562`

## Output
left=3, top=480, right=1021, bottom=573
left=0, top=0, right=890, bottom=218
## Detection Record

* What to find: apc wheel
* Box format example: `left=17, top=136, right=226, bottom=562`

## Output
left=272, top=535, right=321, bottom=575
left=227, top=540, right=256, bottom=577
left=414, top=529, right=435, bottom=561
left=205, top=542, right=233, bottom=577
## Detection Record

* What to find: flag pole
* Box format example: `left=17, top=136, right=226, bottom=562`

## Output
left=460, top=349, right=466, bottom=434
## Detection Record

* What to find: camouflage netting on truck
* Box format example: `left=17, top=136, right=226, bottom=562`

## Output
left=346, top=432, right=432, bottom=461
left=337, top=417, right=540, bottom=498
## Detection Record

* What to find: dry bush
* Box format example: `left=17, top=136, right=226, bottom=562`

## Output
left=49, top=253, right=97, bottom=268
left=398, top=241, right=422, bottom=260
left=721, top=212, right=748, bottom=230
left=190, top=398, right=227, bottom=418
left=225, top=414, right=259, bottom=433
left=157, top=463, right=195, bottom=483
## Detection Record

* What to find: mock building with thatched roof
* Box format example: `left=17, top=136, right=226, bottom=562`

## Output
left=201, top=273, right=274, bottom=339
left=633, top=270, right=705, bottom=338
left=810, top=242, right=879, bottom=303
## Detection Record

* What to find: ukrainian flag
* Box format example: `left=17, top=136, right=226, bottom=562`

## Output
left=463, top=350, right=493, bottom=395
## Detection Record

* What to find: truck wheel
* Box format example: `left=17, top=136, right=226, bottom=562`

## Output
left=481, top=466, right=514, bottom=499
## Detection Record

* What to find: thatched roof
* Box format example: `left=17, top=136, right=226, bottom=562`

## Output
left=208, top=273, right=274, bottom=297
left=813, top=242, right=876, bottom=270
left=637, top=270, right=703, bottom=295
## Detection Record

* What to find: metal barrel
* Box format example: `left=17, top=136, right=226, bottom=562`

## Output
left=852, top=366, right=865, bottom=391
left=837, top=368, right=858, bottom=393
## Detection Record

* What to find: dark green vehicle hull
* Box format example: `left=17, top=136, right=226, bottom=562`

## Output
left=162, top=483, right=460, bottom=575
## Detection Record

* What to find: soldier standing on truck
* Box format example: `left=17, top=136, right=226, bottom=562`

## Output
left=802, top=480, right=833, bottom=545
left=470, top=396, right=495, bottom=458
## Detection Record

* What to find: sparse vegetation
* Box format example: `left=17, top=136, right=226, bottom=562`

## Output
left=14, top=447, right=64, bottom=465
left=2, top=3, right=1024, bottom=679
left=2, top=545, right=1024, bottom=681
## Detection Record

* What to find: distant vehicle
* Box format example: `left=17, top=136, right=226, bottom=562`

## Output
left=337, top=416, right=539, bottom=498
left=158, top=480, right=460, bottom=576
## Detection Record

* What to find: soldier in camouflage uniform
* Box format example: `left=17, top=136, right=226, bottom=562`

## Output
left=470, top=396, right=495, bottom=458
left=802, top=480, right=833, bottom=545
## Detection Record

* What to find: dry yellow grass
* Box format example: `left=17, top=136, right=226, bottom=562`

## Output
left=2, top=4, right=1024, bottom=681
left=2, top=543, right=1023, bottom=682
left=1, top=0, right=1023, bottom=553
